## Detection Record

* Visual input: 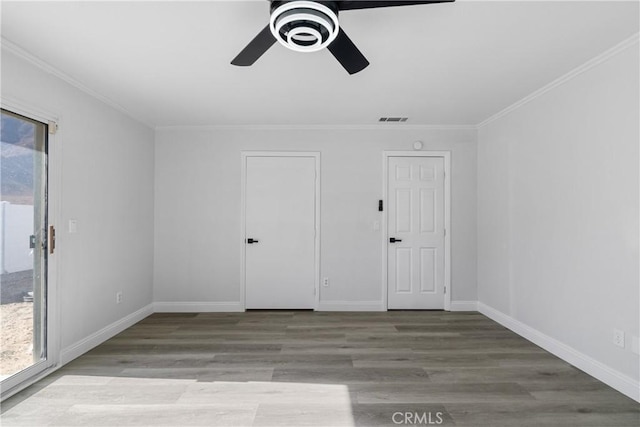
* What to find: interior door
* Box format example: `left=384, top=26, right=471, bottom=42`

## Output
left=245, top=155, right=316, bottom=309
left=387, top=156, right=445, bottom=309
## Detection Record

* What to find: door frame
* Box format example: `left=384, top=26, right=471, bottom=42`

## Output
left=240, top=151, right=321, bottom=311
left=0, top=97, right=61, bottom=399
left=382, top=151, right=451, bottom=311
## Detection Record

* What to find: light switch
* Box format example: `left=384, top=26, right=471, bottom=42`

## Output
left=68, top=219, right=78, bottom=234
left=373, top=220, right=380, bottom=231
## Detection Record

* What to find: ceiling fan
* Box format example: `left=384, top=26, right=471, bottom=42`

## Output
left=231, top=0, right=455, bottom=75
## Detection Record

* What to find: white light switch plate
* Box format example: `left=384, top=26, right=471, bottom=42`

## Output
left=68, top=219, right=78, bottom=233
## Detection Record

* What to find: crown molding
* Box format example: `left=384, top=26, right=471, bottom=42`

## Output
left=1, top=37, right=154, bottom=129
left=477, top=32, right=640, bottom=129
left=4, top=29, right=637, bottom=133
left=155, top=124, right=478, bottom=132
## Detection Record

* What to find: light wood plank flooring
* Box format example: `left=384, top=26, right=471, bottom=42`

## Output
left=2, top=311, right=639, bottom=426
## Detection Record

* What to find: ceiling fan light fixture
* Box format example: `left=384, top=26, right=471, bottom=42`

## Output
left=269, top=1, right=339, bottom=53
left=287, top=26, right=323, bottom=49
left=232, top=0, right=454, bottom=74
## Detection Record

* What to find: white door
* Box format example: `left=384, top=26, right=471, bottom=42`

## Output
left=387, top=156, right=445, bottom=309
left=245, top=156, right=317, bottom=309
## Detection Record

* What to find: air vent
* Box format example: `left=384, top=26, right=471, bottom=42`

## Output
left=378, top=117, right=408, bottom=122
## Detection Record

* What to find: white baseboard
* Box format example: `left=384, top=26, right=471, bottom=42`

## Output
left=478, top=302, right=640, bottom=402
left=60, top=304, right=153, bottom=365
left=153, top=301, right=244, bottom=312
left=450, top=301, right=478, bottom=311
left=317, top=301, right=385, bottom=311
left=317, top=300, right=478, bottom=312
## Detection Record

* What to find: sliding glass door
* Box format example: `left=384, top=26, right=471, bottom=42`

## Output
left=0, top=108, right=49, bottom=390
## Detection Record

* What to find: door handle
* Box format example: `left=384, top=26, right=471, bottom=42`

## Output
left=246, top=238, right=259, bottom=244
left=49, top=225, right=56, bottom=254
left=389, top=237, right=402, bottom=243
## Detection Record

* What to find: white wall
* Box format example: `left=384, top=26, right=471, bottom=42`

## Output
left=154, top=128, right=477, bottom=308
left=1, top=51, right=155, bottom=351
left=478, top=43, right=639, bottom=389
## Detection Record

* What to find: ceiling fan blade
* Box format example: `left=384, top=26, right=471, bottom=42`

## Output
left=327, top=28, right=370, bottom=75
left=338, top=0, right=454, bottom=11
left=231, top=25, right=276, bottom=66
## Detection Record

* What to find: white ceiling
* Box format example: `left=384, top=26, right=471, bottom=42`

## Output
left=1, top=1, right=638, bottom=127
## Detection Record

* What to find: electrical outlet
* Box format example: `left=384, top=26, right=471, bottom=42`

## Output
left=322, top=277, right=329, bottom=287
left=613, top=329, right=625, bottom=348
left=116, top=291, right=123, bottom=304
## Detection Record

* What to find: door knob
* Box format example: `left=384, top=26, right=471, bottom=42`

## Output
left=389, top=237, right=402, bottom=243
left=246, top=238, right=259, bottom=244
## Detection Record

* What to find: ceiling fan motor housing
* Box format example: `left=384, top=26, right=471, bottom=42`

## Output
left=269, top=1, right=340, bottom=52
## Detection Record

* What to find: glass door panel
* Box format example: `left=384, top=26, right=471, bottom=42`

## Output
left=0, top=108, right=48, bottom=382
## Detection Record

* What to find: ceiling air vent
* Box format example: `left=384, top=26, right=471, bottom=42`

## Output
left=378, top=117, right=408, bottom=122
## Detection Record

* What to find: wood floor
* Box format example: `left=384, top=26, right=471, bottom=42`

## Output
left=2, top=311, right=638, bottom=426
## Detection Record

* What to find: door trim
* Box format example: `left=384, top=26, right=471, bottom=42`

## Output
left=240, top=152, right=321, bottom=311
left=382, top=151, right=451, bottom=311
left=0, top=97, right=60, bottom=400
